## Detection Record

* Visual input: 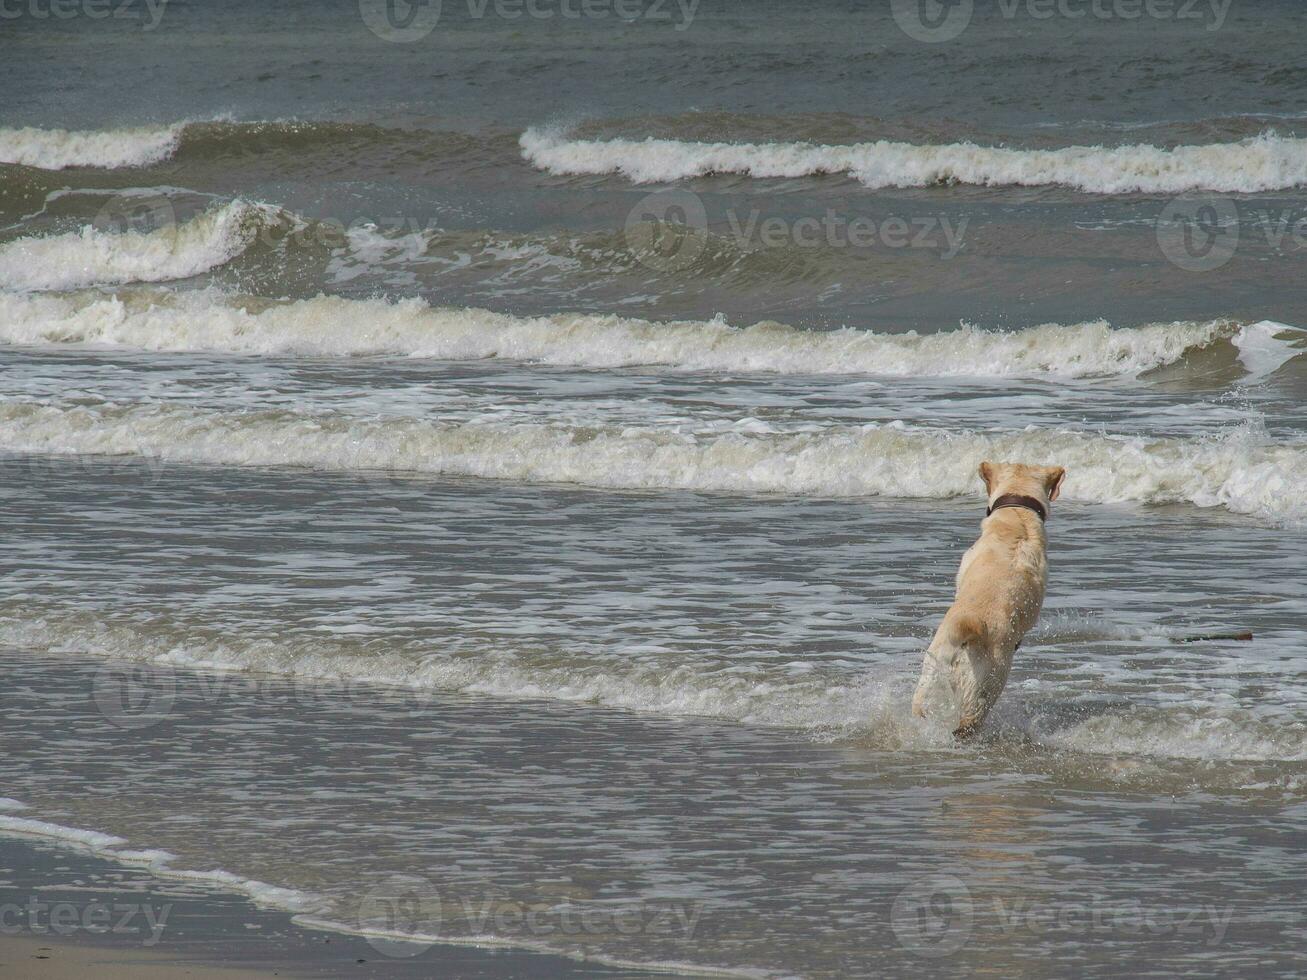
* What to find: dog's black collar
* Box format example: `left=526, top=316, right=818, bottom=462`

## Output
left=987, top=493, right=1047, bottom=522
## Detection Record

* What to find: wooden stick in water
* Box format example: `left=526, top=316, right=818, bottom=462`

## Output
left=1173, top=631, right=1253, bottom=644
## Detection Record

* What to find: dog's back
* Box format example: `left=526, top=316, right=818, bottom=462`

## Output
left=912, top=461, right=1065, bottom=737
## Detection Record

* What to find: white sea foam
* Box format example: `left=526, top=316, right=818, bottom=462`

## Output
left=0, top=288, right=1276, bottom=380
left=1, top=400, right=1303, bottom=522
left=1034, top=708, right=1307, bottom=762
left=0, top=124, right=184, bottom=170
left=0, top=610, right=913, bottom=738
left=0, top=200, right=276, bottom=291
left=3, top=610, right=1297, bottom=769
left=1234, top=320, right=1303, bottom=383
left=0, top=803, right=321, bottom=913
left=0, top=814, right=128, bottom=850
left=293, top=912, right=773, bottom=980
left=521, top=128, right=1307, bottom=194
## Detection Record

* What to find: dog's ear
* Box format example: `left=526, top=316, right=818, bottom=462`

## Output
left=978, top=461, right=995, bottom=494
left=1045, top=466, right=1067, bottom=501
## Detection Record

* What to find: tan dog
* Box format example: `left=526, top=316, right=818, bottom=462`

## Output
left=912, top=461, right=1066, bottom=738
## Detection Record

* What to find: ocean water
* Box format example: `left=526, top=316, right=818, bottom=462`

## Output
left=2, top=0, right=1307, bottom=976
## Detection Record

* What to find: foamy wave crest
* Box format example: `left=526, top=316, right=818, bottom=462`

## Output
left=4, top=610, right=1300, bottom=768
left=1032, top=707, right=1307, bottom=762
left=0, top=289, right=1260, bottom=379
left=0, top=200, right=277, bottom=291
left=521, top=128, right=1307, bottom=194
left=0, top=610, right=895, bottom=735
left=0, top=124, right=183, bottom=170
left=2, top=401, right=1304, bottom=522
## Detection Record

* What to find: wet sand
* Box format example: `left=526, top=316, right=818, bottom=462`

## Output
left=0, top=836, right=674, bottom=979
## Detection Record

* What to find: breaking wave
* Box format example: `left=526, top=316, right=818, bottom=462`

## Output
left=0, top=288, right=1285, bottom=380
left=1, top=400, right=1303, bottom=522
left=0, top=124, right=184, bottom=170
left=2, top=608, right=1300, bottom=764
left=0, top=200, right=282, bottom=291
left=11, top=120, right=1307, bottom=194
left=0, top=120, right=522, bottom=183
left=521, top=128, right=1307, bottom=194
left=1031, top=706, right=1307, bottom=763
left=0, top=609, right=891, bottom=735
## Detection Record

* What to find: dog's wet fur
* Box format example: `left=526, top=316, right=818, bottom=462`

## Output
left=912, top=461, right=1066, bottom=739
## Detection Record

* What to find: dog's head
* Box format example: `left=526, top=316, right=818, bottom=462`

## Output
left=978, top=461, right=1066, bottom=510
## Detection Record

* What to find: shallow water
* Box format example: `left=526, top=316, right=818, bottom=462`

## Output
left=3, top=1, right=1307, bottom=976
left=1, top=456, right=1306, bottom=975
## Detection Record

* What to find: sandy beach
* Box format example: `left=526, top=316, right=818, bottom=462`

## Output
left=0, top=935, right=281, bottom=979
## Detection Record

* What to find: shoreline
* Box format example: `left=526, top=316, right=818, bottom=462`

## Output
left=0, top=935, right=280, bottom=980
left=0, top=834, right=687, bottom=979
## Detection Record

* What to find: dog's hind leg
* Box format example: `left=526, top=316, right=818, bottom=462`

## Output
left=935, top=615, right=996, bottom=739
left=911, top=653, right=941, bottom=718
left=950, top=655, right=992, bottom=739
left=951, top=646, right=1015, bottom=739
